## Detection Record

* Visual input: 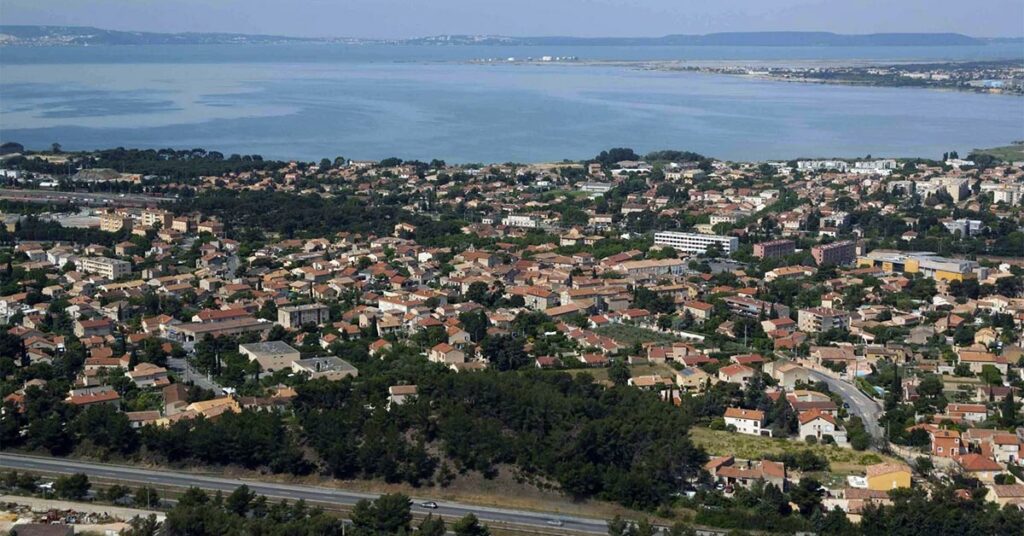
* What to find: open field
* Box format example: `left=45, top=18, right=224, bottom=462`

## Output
left=974, top=143, right=1024, bottom=161
left=565, top=362, right=677, bottom=383
left=689, top=427, right=902, bottom=475
left=596, top=324, right=680, bottom=346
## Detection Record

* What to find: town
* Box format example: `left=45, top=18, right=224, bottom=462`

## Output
left=668, top=59, right=1024, bottom=95
left=0, top=142, right=1022, bottom=535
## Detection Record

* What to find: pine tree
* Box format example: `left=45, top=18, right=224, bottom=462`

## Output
left=1000, top=389, right=1018, bottom=428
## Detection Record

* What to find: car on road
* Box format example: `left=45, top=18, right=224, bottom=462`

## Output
left=419, top=501, right=438, bottom=509
left=546, top=519, right=564, bottom=527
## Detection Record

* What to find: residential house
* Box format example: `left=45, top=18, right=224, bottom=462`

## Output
left=865, top=463, right=912, bottom=491
left=429, top=342, right=466, bottom=364
left=724, top=407, right=768, bottom=436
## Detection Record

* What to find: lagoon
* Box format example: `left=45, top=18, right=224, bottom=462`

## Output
left=1, top=44, right=1022, bottom=162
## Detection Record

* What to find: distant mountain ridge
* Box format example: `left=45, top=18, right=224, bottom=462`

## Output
left=0, top=25, right=318, bottom=45
left=406, top=32, right=987, bottom=46
left=0, top=25, right=997, bottom=47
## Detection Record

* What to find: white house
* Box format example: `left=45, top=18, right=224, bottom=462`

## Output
left=799, top=410, right=848, bottom=444
left=724, top=407, right=768, bottom=437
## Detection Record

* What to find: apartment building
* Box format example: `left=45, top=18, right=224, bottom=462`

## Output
left=197, top=220, right=225, bottom=237
left=78, top=256, right=132, bottom=280
left=919, top=177, right=970, bottom=202
left=507, top=286, right=558, bottom=310
left=578, top=181, right=613, bottom=197
left=99, top=211, right=131, bottom=233
left=502, top=214, right=539, bottom=228
left=141, top=209, right=173, bottom=229
left=811, top=240, right=856, bottom=266
left=797, top=307, right=850, bottom=333
left=797, top=160, right=848, bottom=172
left=277, top=303, right=331, bottom=329
left=722, top=295, right=788, bottom=319
left=753, top=239, right=796, bottom=259
left=612, top=258, right=687, bottom=281
left=653, top=231, right=739, bottom=255
left=171, top=217, right=193, bottom=233
left=709, top=212, right=748, bottom=226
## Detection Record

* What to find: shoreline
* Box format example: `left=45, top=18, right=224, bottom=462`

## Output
left=463, top=58, right=1024, bottom=96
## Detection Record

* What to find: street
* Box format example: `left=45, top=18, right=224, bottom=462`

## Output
left=805, top=369, right=884, bottom=440
left=166, top=356, right=224, bottom=395
left=0, top=188, right=172, bottom=208
left=0, top=453, right=611, bottom=534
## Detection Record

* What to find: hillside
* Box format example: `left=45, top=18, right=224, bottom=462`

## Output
left=0, top=25, right=988, bottom=47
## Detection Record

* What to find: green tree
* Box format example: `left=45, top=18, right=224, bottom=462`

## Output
left=789, top=477, right=823, bottom=516
left=134, top=486, right=160, bottom=508
left=609, top=360, right=631, bottom=387
left=416, top=514, right=447, bottom=536
left=103, top=484, right=132, bottom=503
left=465, top=281, right=490, bottom=305
left=482, top=335, right=529, bottom=371
left=452, top=513, right=490, bottom=536
left=54, top=473, right=91, bottom=500
left=459, top=310, right=489, bottom=343
left=225, top=484, right=256, bottom=516
left=352, top=493, right=413, bottom=535
left=1000, top=388, right=1018, bottom=428
left=980, top=364, right=1003, bottom=386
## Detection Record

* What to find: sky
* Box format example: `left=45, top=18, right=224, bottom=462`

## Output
left=2, top=0, right=1023, bottom=39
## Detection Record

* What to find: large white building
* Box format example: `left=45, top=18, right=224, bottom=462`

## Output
left=797, top=160, right=849, bottom=172
left=502, top=214, right=539, bottom=228
left=654, top=231, right=739, bottom=255
left=78, top=256, right=132, bottom=280
left=852, top=159, right=897, bottom=175
left=578, top=181, right=613, bottom=197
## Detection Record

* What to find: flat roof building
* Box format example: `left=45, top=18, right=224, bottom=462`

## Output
left=278, top=303, right=330, bottom=329
left=798, top=307, right=850, bottom=333
left=753, top=239, right=796, bottom=259
left=811, top=241, right=856, bottom=266
left=292, top=356, right=358, bottom=381
left=654, top=231, right=739, bottom=255
left=240, top=341, right=301, bottom=373
left=857, top=250, right=979, bottom=282
left=78, top=256, right=132, bottom=280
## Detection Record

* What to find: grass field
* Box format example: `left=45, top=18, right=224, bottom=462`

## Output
left=596, top=324, right=680, bottom=346
left=689, top=427, right=901, bottom=475
left=974, top=143, right=1024, bottom=162
left=566, top=362, right=677, bottom=383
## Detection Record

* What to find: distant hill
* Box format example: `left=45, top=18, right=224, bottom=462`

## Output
left=0, top=25, right=992, bottom=47
left=407, top=32, right=987, bottom=47
left=0, top=25, right=317, bottom=46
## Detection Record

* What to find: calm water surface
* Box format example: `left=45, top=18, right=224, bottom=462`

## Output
left=1, top=44, right=1022, bottom=162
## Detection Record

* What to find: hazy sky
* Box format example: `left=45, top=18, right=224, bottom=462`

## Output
left=3, top=0, right=1023, bottom=38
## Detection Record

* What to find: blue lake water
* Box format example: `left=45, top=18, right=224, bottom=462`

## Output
left=1, top=43, right=1023, bottom=162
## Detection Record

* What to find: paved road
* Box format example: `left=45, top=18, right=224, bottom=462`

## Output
left=805, top=369, right=884, bottom=440
left=0, top=188, right=171, bottom=207
left=0, top=454, right=609, bottom=534
left=166, top=357, right=223, bottom=395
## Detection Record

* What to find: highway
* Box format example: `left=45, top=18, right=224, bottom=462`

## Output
left=805, top=369, right=883, bottom=440
left=0, top=453, right=609, bottom=534
left=0, top=188, right=172, bottom=208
